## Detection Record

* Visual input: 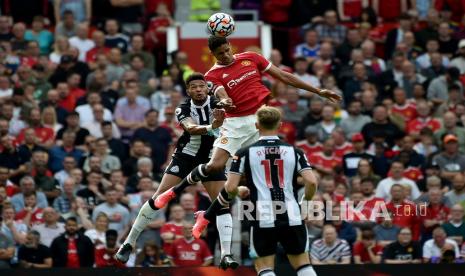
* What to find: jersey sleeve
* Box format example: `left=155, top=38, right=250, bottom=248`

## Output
left=205, top=72, right=224, bottom=96
left=248, top=52, right=272, bottom=72
left=229, top=148, right=247, bottom=175
left=295, top=148, right=312, bottom=173
left=175, top=101, right=191, bottom=123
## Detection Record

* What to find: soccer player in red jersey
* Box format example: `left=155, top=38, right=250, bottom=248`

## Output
left=151, top=36, right=340, bottom=268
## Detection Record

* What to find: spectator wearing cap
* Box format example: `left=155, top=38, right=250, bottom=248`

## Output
left=133, top=109, right=172, bottom=172
left=340, top=100, right=371, bottom=139
left=435, top=112, right=465, bottom=152
left=433, top=134, right=465, bottom=181
left=450, top=39, right=465, bottom=74
left=49, top=131, right=84, bottom=173
left=24, top=16, right=53, bottom=55
left=445, top=173, right=465, bottom=206
left=427, top=67, right=463, bottom=106
left=296, top=126, right=323, bottom=159
left=342, top=133, right=374, bottom=177
left=49, top=54, right=90, bottom=89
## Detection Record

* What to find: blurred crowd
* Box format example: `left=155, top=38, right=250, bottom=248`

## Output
left=1, top=0, right=465, bottom=270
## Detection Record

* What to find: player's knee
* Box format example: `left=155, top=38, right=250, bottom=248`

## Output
left=206, top=162, right=225, bottom=174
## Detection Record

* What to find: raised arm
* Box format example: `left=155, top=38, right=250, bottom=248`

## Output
left=266, top=64, right=341, bottom=103
left=180, top=109, right=224, bottom=135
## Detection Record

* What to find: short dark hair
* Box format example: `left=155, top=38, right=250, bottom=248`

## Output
left=66, top=217, right=78, bottom=224
left=185, top=72, right=206, bottom=86
left=106, top=229, right=118, bottom=238
left=294, top=56, right=307, bottom=63
left=130, top=53, right=144, bottom=63
left=101, top=121, right=112, bottom=128
left=208, top=36, right=228, bottom=52
left=145, top=109, right=159, bottom=117
left=63, top=10, right=74, bottom=17
left=449, top=83, right=462, bottom=91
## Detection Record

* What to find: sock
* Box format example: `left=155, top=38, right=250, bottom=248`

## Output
left=124, top=199, right=159, bottom=246
left=258, top=268, right=276, bottom=276
left=172, top=164, right=209, bottom=195
left=296, top=264, right=317, bottom=276
left=216, top=209, right=233, bottom=257
left=204, top=188, right=233, bottom=221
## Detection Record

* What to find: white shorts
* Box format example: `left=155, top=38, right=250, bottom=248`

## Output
left=214, top=114, right=259, bottom=156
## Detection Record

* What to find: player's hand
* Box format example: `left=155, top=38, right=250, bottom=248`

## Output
left=237, top=186, right=250, bottom=199
left=319, top=89, right=342, bottom=103
left=212, top=108, right=225, bottom=122
left=217, top=98, right=236, bottom=112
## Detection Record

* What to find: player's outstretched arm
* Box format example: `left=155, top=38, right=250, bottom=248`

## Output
left=300, top=169, right=318, bottom=200
left=266, top=64, right=342, bottom=103
left=180, top=110, right=224, bottom=135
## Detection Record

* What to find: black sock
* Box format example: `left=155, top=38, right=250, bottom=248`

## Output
left=204, top=188, right=232, bottom=221
left=172, top=164, right=209, bottom=195
left=148, top=198, right=159, bottom=210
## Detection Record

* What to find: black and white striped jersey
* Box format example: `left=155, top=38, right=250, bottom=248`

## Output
left=174, top=96, right=218, bottom=160
left=229, top=136, right=312, bottom=228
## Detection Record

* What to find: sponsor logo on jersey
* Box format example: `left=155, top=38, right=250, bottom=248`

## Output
left=241, top=60, right=251, bottom=66
left=222, top=73, right=229, bottom=78
left=227, top=70, right=257, bottom=88
left=170, top=165, right=179, bottom=173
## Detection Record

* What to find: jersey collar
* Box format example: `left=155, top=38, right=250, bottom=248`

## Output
left=259, top=136, right=280, bottom=140
left=190, top=96, right=210, bottom=108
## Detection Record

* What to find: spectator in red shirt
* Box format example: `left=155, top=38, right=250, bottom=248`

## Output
left=407, top=100, right=441, bottom=137
left=309, top=138, right=342, bottom=176
left=296, top=126, right=323, bottom=159
left=353, top=227, right=383, bottom=264
left=16, top=109, right=55, bottom=148
left=332, top=129, right=353, bottom=159
left=391, top=87, right=417, bottom=123
left=167, top=222, right=213, bottom=267
left=421, top=188, right=450, bottom=242
left=160, top=204, right=185, bottom=254
left=385, top=184, right=421, bottom=241
left=0, top=166, right=19, bottom=197
left=95, top=229, right=125, bottom=268
left=15, top=193, right=44, bottom=227
left=57, top=82, right=76, bottom=113
left=373, top=0, right=406, bottom=22
left=85, top=30, right=110, bottom=66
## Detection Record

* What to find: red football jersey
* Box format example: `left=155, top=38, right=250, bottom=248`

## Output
left=420, top=204, right=450, bottom=235
left=206, top=52, right=272, bottom=117
left=309, top=152, right=342, bottom=170
left=343, top=0, right=363, bottom=18
left=168, top=238, right=213, bottom=267
left=16, top=126, right=54, bottom=144
left=385, top=200, right=421, bottom=241
left=387, top=166, right=424, bottom=182
left=353, top=241, right=384, bottom=263
left=160, top=222, right=183, bottom=253
left=94, top=245, right=126, bottom=268
left=296, top=140, right=323, bottom=159
left=15, top=208, right=44, bottom=225
left=334, top=142, right=353, bottom=159
left=406, top=117, right=441, bottom=134
left=391, top=103, right=417, bottom=122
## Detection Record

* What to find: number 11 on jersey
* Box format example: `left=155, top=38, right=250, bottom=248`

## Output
left=261, top=159, right=284, bottom=189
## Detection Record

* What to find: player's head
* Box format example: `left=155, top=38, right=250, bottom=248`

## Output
left=208, top=36, right=234, bottom=65
left=256, top=106, right=282, bottom=133
left=186, top=72, right=208, bottom=103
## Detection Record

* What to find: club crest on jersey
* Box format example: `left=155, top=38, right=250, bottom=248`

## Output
left=220, top=137, right=229, bottom=144
left=175, top=108, right=182, bottom=115
left=170, top=165, right=179, bottom=173
left=241, top=60, right=251, bottom=66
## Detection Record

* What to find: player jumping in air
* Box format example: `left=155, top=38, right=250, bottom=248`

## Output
left=117, top=36, right=340, bottom=268
left=115, top=73, right=235, bottom=267
left=214, top=106, right=319, bottom=276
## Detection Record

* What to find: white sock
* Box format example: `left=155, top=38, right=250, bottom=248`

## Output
left=297, top=265, right=317, bottom=276
left=124, top=201, right=158, bottom=246
left=258, top=268, right=276, bottom=276
left=216, top=213, right=233, bottom=257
